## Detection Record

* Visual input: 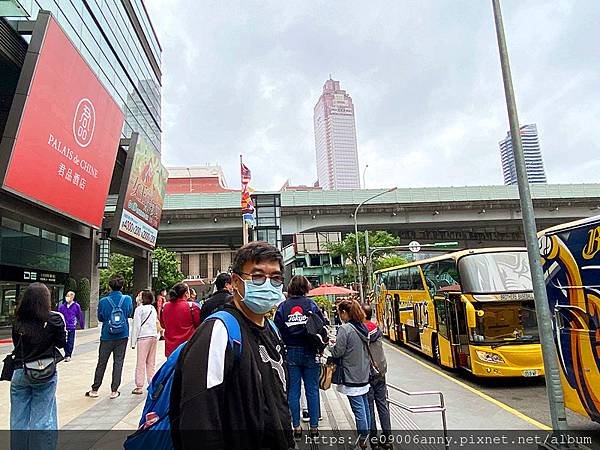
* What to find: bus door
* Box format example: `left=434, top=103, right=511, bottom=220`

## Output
left=389, top=294, right=402, bottom=342
left=433, top=294, right=456, bottom=368
left=447, top=296, right=471, bottom=370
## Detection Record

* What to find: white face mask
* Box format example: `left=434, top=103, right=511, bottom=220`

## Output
left=66, top=296, right=73, bottom=303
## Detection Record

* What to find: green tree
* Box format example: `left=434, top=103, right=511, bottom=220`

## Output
left=99, top=253, right=134, bottom=295
left=374, top=255, right=408, bottom=271
left=76, top=277, right=91, bottom=312
left=152, top=247, right=185, bottom=293
left=327, top=230, right=400, bottom=290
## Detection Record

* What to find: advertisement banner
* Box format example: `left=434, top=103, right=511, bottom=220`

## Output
left=1, top=15, right=124, bottom=228
left=116, top=136, right=168, bottom=249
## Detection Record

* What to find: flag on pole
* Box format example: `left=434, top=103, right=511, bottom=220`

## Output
left=240, top=157, right=256, bottom=227
left=241, top=163, right=251, bottom=186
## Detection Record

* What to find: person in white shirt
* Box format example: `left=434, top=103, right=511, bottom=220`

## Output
left=131, top=290, right=158, bottom=395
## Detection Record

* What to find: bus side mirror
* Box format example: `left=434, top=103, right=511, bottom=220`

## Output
left=465, top=301, right=477, bottom=328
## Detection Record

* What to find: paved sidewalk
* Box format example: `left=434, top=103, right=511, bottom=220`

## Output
left=0, top=325, right=563, bottom=449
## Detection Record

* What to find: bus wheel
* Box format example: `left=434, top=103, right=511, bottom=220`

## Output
left=432, top=336, right=441, bottom=366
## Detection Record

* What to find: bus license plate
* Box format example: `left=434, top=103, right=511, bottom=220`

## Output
left=522, top=369, right=540, bottom=377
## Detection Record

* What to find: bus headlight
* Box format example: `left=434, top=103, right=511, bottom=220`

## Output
left=476, top=350, right=505, bottom=364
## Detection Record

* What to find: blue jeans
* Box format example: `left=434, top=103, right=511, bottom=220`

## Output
left=65, top=330, right=76, bottom=357
left=10, top=368, right=58, bottom=450
left=347, top=393, right=371, bottom=441
left=287, top=346, right=320, bottom=428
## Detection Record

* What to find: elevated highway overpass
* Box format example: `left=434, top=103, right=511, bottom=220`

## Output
left=131, top=183, right=600, bottom=251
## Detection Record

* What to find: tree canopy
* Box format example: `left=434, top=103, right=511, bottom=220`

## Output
left=327, top=230, right=402, bottom=290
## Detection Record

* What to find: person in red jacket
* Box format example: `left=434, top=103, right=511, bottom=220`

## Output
left=159, top=282, right=201, bottom=357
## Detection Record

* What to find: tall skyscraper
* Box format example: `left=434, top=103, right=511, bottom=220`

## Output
left=499, top=123, right=547, bottom=185
left=314, top=78, right=360, bottom=189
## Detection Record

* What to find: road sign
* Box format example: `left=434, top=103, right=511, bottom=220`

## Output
left=408, top=241, right=421, bottom=253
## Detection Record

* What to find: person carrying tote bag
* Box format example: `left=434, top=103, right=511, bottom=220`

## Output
left=327, top=300, right=371, bottom=449
left=9, top=282, right=67, bottom=450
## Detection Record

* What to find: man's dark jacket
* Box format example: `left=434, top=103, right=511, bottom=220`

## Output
left=200, top=289, right=233, bottom=322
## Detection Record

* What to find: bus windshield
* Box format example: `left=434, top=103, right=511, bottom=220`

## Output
left=472, top=301, right=540, bottom=345
left=459, top=251, right=532, bottom=294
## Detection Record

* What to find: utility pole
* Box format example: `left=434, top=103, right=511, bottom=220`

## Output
left=492, top=0, right=567, bottom=431
left=354, top=187, right=397, bottom=303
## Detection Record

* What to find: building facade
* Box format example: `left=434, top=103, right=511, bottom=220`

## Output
left=167, top=166, right=231, bottom=194
left=0, top=2, right=162, bottom=332
left=282, top=232, right=344, bottom=286
left=313, top=78, right=360, bottom=189
left=499, top=124, right=546, bottom=185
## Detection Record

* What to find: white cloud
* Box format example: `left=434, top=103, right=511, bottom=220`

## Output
left=145, top=0, right=600, bottom=190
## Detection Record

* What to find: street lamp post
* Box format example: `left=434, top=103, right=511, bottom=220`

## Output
left=354, top=187, right=397, bottom=303
left=492, top=0, right=567, bottom=431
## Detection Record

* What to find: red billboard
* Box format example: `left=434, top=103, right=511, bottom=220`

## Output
left=1, top=15, right=124, bottom=228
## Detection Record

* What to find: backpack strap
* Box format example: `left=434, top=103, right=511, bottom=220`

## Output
left=117, top=294, right=125, bottom=308
left=267, top=319, right=281, bottom=340
left=205, top=310, right=242, bottom=359
left=107, top=297, right=116, bottom=309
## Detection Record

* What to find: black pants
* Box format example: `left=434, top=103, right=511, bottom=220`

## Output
left=91, top=338, right=128, bottom=392
left=368, top=376, right=392, bottom=438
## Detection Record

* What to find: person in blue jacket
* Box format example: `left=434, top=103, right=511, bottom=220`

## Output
left=85, top=276, right=133, bottom=399
left=274, top=275, right=326, bottom=439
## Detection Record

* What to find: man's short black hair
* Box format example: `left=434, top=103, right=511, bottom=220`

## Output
left=108, top=276, right=125, bottom=292
left=232, top=241, right=284, bottom=274
left=362, top=304, right=373, bottom=321
left=215, top=273, right=232, bottom=290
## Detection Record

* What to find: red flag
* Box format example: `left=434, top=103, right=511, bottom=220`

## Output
left=241, top=163, right=251, bottom=186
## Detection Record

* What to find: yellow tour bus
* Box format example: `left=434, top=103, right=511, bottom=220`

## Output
left=539, top=216, right=600, bottom=423
left=374, top=248, right=544, bottom=378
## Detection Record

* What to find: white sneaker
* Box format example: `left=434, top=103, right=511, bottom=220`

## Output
left=65, top=357, right=71, bottom=362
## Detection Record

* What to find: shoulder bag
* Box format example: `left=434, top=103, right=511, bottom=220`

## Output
left=21, top=325, right=63, bottom=384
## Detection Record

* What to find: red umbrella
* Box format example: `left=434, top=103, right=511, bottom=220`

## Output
left=308, top=284, right=357, bottom=296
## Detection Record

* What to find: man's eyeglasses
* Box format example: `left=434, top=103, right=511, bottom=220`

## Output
left=237, top=272, right=284, bottom=287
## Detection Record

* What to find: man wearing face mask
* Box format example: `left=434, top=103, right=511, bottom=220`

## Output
left=170, top=241, right=294, bottom=450
left=57, top=290, right=84, bottom=362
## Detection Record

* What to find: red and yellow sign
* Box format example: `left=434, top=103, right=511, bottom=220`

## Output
left=1, top=15, right=124, bottom=228
left=116, top=136, right=167, bottom=249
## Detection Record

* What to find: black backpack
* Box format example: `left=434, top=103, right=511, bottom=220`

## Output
left=305, top=310, right=328, bottom=353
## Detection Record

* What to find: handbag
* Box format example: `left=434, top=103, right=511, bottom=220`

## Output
left=19, top=330, right=62, bottom=384
left=23, top=357, right=57, bottom=384
left=1, top=353, right=15, bottom=382
left=319, top=362, right=336, bottom=390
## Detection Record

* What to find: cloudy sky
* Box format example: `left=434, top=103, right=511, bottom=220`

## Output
left=145, top=0, right=599, bottom=191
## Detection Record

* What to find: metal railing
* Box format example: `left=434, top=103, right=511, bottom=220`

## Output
left=386, top=383, right=449, bottom=450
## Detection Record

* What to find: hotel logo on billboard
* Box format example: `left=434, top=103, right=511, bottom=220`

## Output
left=0, top=13, right=124, bottom=228
left=73, top=98, right=96, bottom=148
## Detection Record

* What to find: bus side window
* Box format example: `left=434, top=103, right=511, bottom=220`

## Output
left=426, top=278, right=437, bottom=296
left=435, top=300, right=448, bottom=338
left=398, top=269, right=411, bottom=290
left=411, top=267, right=425, bottom=291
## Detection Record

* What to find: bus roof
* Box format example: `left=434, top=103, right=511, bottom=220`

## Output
left=373, top=247, right=526, bottom=274
left=538, top=214, right=600, bottom=237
